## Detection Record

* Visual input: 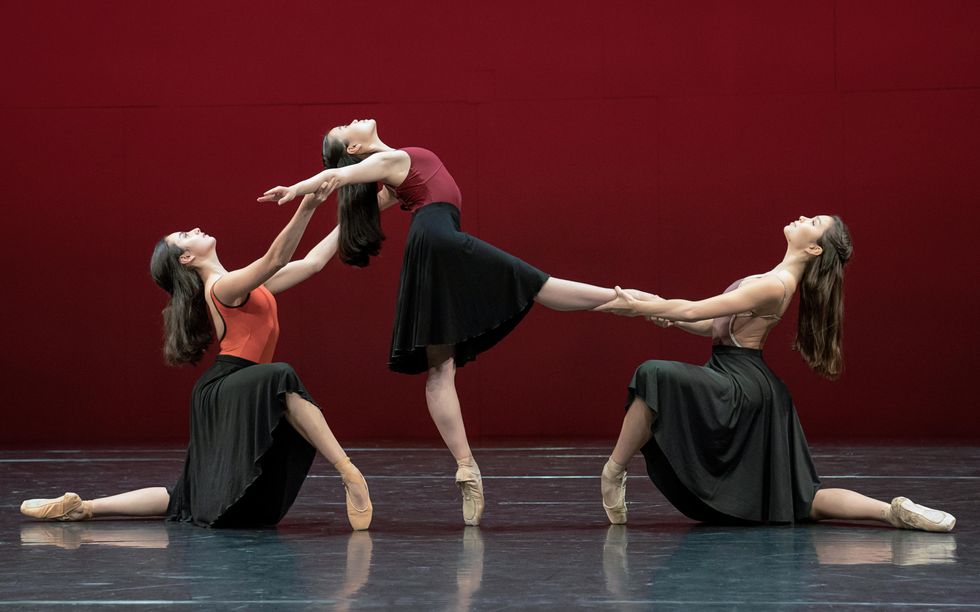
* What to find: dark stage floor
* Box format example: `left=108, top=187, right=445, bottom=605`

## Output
left=1, top=444, right=977, bottom=609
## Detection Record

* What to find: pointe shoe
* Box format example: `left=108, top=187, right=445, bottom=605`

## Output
left=334, top=458, right=373, bottom=531
left=887, top=497, right=955, bottom=532
left=455, top=461, right=484, bottom=526
left=20, top=492, right=93, bottom=521
left=601, top=461, right=628, bottom=525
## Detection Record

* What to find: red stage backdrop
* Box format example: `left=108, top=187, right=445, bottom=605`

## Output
left=2, top=1, right=978, bottom=446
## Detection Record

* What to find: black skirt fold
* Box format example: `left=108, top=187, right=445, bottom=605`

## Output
left=628, top=345, right=820, bottom=524
left=167, top=355, right=316, bottom=527
left=389, top=202, right=550, bottom=374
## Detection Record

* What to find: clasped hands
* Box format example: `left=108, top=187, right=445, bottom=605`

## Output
left=258, top=175, right=341, bottom=207
left=594, top=287, right=673, bottom=327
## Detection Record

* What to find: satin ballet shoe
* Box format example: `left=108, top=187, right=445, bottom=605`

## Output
left=601, top=460, right=628, bottom=525
left=455, top=459, right=484, bottom=526
left=334, top=458, right=373, bottom=531
left=20, top=492, right=93, bottom=521
left=887, top=497, right=956, bottom=532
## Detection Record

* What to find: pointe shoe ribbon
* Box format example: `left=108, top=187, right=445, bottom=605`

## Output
left=20, top=492, right=93, bottom=521
left=334, top=458, right=373, bottom=531
left=601, top=460, right=628, bottom=525
left=888, top=497, right=956, bottom=532
left=455, top=458, right=484, bottom=527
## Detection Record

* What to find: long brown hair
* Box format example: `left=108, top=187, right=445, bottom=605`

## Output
left=793, top=215, right=853, bottom=379
left=322, top=135, right=384, bottom=267
left=150, top=238, right=213, bottom=365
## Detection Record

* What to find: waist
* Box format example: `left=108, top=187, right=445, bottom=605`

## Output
left=408, top=202, right=462, bottom=231
left=410, top=201, right=460, bottom=217
left=215, top=354, right=258, bottom=367
left=194, top=354, right=259, bottom=389
left=711, top=345, right=764, bottom=358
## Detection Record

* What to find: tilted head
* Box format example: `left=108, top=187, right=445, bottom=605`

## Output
left=783, top=215, right=835, bottom=255
left=149, top=228, right=217, bottom=365
left=324, top=119, right=379, bottom=161
left=322, top=120, right=385, bottom=268
left=790, top=214, right=854, bottom=380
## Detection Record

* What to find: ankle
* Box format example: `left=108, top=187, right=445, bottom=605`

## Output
left=70, top=499, right=94, bottom=520
left=333, top=456, right=361, bottom=480
left=604, top=458, right=627, bottom=477
left=456, top=456, right=478, bottom=469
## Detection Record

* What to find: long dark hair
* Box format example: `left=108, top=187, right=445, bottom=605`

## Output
left=793, top=215, right=853, bottom=380
left=322, top=135, right=384, bottom=267
left=150, top=238, right=213, bottom=365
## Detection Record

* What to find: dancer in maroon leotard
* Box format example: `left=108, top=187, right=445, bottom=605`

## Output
left=260, top=119, right=626, bottom=525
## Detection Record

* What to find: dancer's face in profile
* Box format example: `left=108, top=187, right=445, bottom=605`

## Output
left=784, top=215, right=833, bottom=255
left=166, top=228, right=216, bottom=266
left=327, top=118, right=378, bottom=154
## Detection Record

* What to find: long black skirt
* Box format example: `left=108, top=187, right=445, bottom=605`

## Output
left=166, top=355, right=317, bottom=528
left=628, top=346, right=820, bottom=524
left=389, top=202, right=550, bottom=374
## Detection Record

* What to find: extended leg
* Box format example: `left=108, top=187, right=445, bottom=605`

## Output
left=809, top=488, right=890, bottom=522
left=534, top=277, right=617, bottom=311
left=89, top=488, right=170, bottom=517
left=21, top=487, right=170, bottom=521
left=810, top=488, right=955, bottom=531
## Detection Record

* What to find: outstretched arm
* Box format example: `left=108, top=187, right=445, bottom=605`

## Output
left=598, top=276, right=786, bottom=322
left=264, top=185, right=399, bottom=294
left=213, top=182, right=334, bottom=306
left=259, top=150, right=410, bottom=205
left=263, top=224, right=340, bottom=295
left=649, top=317, right=715, bottom=336
left=624, top=289, right=715, bottom=336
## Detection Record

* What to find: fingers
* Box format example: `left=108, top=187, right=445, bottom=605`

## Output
left=317, top=180, right=336, bottom=197
left=259, top=186, right=285, bottom=203
left=593, top=297, right=620, bottom=312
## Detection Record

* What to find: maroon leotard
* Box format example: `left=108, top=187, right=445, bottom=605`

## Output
left=394, top=147, right=462, bottom=212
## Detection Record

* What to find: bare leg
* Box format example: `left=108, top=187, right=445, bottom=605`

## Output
left=283, top=392, right=368, bottom=509
left=284, top=392, right=346, bottom=464
left=810, top=488, right=893, bottom=523
left=425, top=345, right=484, bottom=525
left=21, top=487, right=170, bottom=521
left=425, top=345, right=472, bottom=460
left=611, top=397, right=655, bottom=466
left=534, top=277, right=616, bottom=311
left=89, top=487, right=171, bottom=517
left=810, top=488, right=956, bottom=531
left=601, top=397, right=654, bottom=524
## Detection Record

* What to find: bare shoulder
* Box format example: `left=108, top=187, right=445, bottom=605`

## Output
left=376, top=150, right=412, bottom=186
left=739, top=273, right=790, bottom=301
left=375, top=150, right=411, bottom=165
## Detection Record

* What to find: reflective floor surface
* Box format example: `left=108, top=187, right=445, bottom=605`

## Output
left=1, top=444, right=977, bottom=609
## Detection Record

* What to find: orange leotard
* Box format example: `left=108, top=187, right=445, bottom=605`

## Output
left=210, top=283, right=280, bottom=364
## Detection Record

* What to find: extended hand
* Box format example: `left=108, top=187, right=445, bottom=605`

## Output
left=646, top=316, right=673, bottom=328
left=258, top=185, right=298, bottom=206
left=594, top=286, right=645, bottom=317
